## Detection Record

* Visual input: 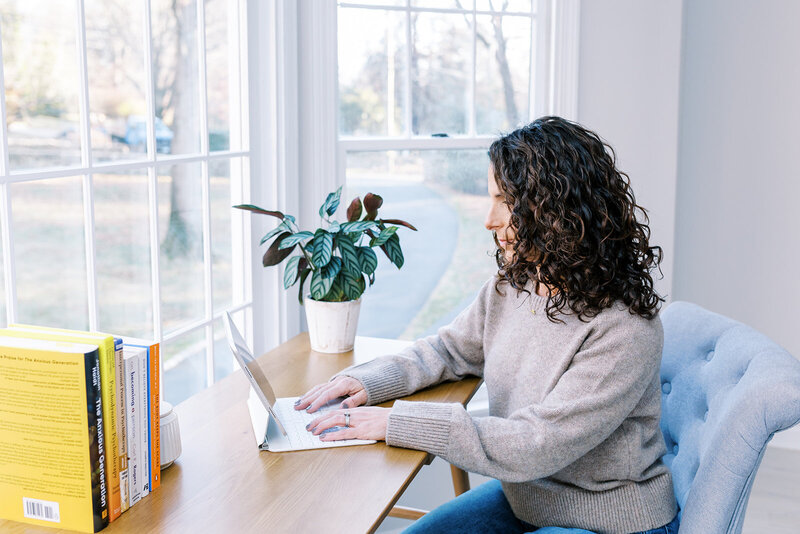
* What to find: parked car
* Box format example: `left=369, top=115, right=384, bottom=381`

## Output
left=116, top=115, right=174, bottom=154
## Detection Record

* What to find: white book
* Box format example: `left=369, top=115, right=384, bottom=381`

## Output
left=123, top=346, right=147, bottom=506
left=137, top=348, right=150, bottom=499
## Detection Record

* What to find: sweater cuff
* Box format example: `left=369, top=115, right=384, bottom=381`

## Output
left=334, top=360, right=408, bottom=406
left=385, top=400, right=453, bottom=457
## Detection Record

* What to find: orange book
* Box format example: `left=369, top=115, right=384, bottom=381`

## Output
left=121, top=338, right=160, bottom=491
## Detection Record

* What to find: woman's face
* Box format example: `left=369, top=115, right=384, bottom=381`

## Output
left=484, top=165, right=516, bottom=261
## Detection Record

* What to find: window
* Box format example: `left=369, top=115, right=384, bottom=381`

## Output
left=337, top=0, right=549, bottom=340
left=0, top=0, right=253, bottom=406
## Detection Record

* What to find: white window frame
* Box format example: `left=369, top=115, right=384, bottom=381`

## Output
left=336, top=0, right=581, bottom=169
left=235, top=0, right=580, bottom=353
left=0, top=0, right=260, bottom=398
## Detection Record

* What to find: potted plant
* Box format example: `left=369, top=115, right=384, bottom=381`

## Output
left=234, top=187, right=416, bottom=353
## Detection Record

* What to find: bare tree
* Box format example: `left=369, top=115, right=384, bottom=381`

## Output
left=486, top=1, right=519, bottom=126
left=160, top=0, right=202, bottom=259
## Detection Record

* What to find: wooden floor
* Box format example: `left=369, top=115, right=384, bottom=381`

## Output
left=742, top=446, right=800, bottom=533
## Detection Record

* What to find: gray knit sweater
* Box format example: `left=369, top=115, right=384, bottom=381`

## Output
left=336, top=277, right=677, bottom=534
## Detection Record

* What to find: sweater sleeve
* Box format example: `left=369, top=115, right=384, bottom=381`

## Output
left=332, top=278, right=494, bottom=406
left=385, top=313, right=664, bottom=482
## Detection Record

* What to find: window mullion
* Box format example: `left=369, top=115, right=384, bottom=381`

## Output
left=0, top=183, right=16, bottom=325
left=75, top=0, right=99, bottom=331
left=0, top=24, right=18, bottom=325
left=197, top=0, right=215, bottom=387
left=404, top=1, right=412, bottom=138
left=469, top=3, right=476, bottom=136
left=528, top=0, right=536, bottom=120
left=143, top=0, right=163, bottom=361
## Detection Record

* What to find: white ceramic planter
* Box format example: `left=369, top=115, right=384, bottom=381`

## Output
left=304, top=297, right=362, bottom=353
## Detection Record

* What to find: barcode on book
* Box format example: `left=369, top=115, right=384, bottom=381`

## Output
left=23, top=497, right=60, bottom=523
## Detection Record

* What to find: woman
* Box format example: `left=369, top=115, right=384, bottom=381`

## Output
left=295, top=117, right=679, bottom=534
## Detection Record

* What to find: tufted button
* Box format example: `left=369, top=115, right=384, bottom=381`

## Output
left=673, top=444, right=679, bottom=454
left=706, top=350, right=714, bottom=361
left=703, top=410, right=709, bottom=422
left=662, top=382, right=671, bottom=394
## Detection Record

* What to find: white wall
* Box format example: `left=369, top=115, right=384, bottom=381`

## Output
left=576, top=0, right=684, bottom=303
left=673, top=0, right=800, bottom=361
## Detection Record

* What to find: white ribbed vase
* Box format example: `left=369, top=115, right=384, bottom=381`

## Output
left=159, top=401, right=182, bottom=469
left=304, top=297, right=362, bottom=353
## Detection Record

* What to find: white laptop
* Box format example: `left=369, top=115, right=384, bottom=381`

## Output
left=223, top=312, right=377, bottom=452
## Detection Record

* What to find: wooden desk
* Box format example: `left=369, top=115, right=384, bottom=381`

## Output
left=2, top=334, right=481, bottom=534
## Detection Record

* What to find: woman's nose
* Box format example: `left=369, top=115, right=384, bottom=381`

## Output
left=485, top=207, right=500, bottom=232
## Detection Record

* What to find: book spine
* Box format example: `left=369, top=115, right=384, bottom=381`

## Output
left=86, top=350, right=110, bottom=532
left=114, top=339, right=129, bottom=513
left=98, top=343, right=122, bottom=521
left=124, top=356, right=141, bottom=507
left=148, top=343, right=161, bottom=490
left=138, top=350, right=150, bottom=498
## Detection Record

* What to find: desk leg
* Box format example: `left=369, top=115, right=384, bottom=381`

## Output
left=389, top=506, right=428, bottom=520
left=450, top=465, right=470, bottom=496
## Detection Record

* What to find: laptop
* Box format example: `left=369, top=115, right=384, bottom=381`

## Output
left=222, top=312, right=377, bottom=452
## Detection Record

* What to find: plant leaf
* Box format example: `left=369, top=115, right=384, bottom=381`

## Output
left=278, top=231, right=314, bottom=249
left=310, top=257, right=342, bottom=300
left=319, top=186, right=343, bottom=218
left=283, top=256, right=302, bottom=289
left=326, top=272, right=347, bottom=302
left=341, top=270, right=365, bottom=301
left=297, top=268, right=311, bottom=304
left=363, top=193, right=383, bottom=220
left=336, top=234, right=361, bottom=275
left=327, top=186, right=342, bottom=216
left=380, top=233, right=404, bottom=268
left=369, top=226, right=398, bottom=247
left=259, top=220, right=290, bottom=245
left=311, top=229, right=333, bottom=268
left=263, top=232, right=295, bottom=266
left=323, top=256, right=342, bottom=279
left=357, top=246, right=378, bottom=275
left=380, top=218, right=418, bottom=231
left=346, top=197, right=363, bottom=221
left=340, top=220, right=378, bottom=233
left=328, top=220, right=341, bottom=233
left=234, top=204, right=284, bottom=219
left=310, top=269, right=333, bottom=301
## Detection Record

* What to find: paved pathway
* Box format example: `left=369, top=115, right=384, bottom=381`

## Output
left=348, top=179, right=459, bottom=339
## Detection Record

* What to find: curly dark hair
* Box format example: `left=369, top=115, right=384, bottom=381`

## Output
left=488, top=116, right=664, bottom=321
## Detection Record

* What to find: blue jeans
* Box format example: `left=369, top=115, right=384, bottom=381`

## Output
left=401, top=479, right=680, bottom=534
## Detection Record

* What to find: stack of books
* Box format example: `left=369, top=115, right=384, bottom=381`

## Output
left=0, top=326, right=161, bottom=533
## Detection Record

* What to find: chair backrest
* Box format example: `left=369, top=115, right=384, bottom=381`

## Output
left=660, top=301, right=800, bottom=533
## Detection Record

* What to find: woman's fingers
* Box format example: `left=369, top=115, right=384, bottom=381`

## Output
left=304, top=384, right=348, bottom=413
left=319, top=427, right=360, bottom=441
left=297, top=376, right=366, bottom=413
left=295, top=380, right=344, bottom=411
left=306, top=411, right=346, bottom=435
left=293, top=382, right=328, bottom=409
left=339, top=389, right=367, bottom=409
left=306, top=407, right=391, bottom=442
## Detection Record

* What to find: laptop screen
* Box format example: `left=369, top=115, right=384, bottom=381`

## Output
left=223, top=312, right=279, bottom=409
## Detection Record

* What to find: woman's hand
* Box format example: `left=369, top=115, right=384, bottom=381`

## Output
left=306, top=406, right=391, bottom=442
left=294, top=375, right=367, bottom=413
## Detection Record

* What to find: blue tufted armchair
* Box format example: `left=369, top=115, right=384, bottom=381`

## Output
left=659, top=301, right=800, bottom=533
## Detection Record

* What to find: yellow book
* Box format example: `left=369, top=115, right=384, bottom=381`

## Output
left=1, top=327, right=122, bottom=522
left=0, top=336, right=109, bottom=532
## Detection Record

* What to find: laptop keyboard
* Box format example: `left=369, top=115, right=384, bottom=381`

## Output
left=273, top=397, right=376, bottom=450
